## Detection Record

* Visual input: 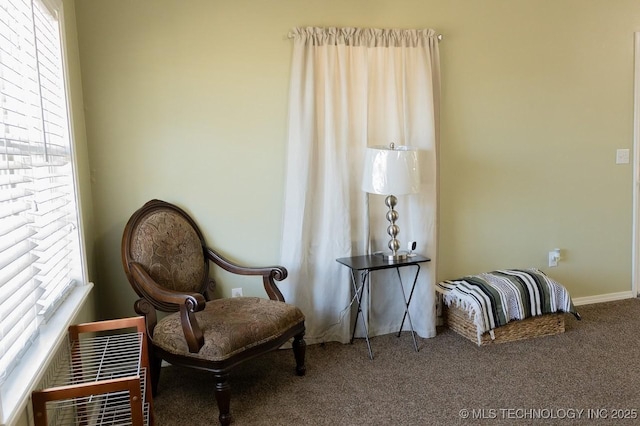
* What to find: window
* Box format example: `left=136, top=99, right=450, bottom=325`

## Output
left=0, top=0, right=86, bottom=388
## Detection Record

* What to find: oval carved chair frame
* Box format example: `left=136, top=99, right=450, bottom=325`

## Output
left=121, top=199, right=306, bottom=425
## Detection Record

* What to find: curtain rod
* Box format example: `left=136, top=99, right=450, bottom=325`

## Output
left=285, top=29, right=444, bottom=41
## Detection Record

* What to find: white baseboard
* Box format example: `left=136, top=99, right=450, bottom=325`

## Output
left=572, top=291, right=636, bottom=306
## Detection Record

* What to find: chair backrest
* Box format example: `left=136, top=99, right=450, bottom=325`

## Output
left=122, top=200, right=209, bottom=311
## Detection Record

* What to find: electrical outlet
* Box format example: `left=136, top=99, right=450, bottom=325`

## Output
left=616, top=149, right=630, bottom=164
left=548, top=249, right=561, bottom=267
left=231, top=288, right=243, bottom=298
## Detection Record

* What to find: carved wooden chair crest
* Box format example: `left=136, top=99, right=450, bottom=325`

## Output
left=121, top=199, right=306, bottom=425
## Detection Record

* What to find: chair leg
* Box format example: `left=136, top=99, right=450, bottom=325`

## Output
left=292, top=332, right=306, bottom=376
left=214, top=373, right=232, bottom=426
left=149, top=350, right=163, bottom=396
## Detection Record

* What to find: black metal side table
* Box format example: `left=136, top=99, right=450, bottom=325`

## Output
left=336, top=254, right=431, bottom=359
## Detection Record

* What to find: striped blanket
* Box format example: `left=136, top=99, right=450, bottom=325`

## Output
left=437, top=268, right=580, bottom=343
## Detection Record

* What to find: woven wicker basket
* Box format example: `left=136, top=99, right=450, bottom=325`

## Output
left=443, top=302, right=565, bottom=345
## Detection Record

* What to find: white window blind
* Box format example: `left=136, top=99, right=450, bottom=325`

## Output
left=0, top=0, right=84, bottom=385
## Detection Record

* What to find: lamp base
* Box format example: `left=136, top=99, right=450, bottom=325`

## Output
left=379, top=250, right=410, bottom=262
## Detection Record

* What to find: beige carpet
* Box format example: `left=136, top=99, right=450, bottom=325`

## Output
left=152, top=298, right=640, bottom=425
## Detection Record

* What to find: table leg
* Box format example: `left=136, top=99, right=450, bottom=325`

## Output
left=396, top=265, right=420, bottom=352
left=349, top=269, right=373, bottom=360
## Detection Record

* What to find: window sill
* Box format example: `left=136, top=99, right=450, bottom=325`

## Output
left=0, top=283, right=93, bottom=426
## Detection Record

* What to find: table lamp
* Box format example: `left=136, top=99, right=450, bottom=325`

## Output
left=362, top=143, right=420, bottom=261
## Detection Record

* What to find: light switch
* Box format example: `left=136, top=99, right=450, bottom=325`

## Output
left=616, top=149, right=630, bottom=164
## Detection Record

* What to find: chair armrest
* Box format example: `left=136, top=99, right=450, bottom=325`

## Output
left=129, top=262, right=206, bottom=311
left=129, top=262, right=205, bottom=352
left=205, top=248, right=287, bottom=302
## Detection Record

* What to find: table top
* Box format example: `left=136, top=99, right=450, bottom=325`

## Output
left=336, top=254, right=430, bottom=271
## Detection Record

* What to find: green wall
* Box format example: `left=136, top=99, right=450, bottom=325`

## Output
left=72, top=0, right=640, bottom=320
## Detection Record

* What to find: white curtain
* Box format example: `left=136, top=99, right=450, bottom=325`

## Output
left=281, top=27, right=440, bottom=345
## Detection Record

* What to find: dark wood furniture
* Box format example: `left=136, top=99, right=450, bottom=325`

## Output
left=121, top=200, right=305, bottom=425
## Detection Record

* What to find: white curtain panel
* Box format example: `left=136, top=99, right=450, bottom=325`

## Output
left=281, top=27, right=440, bottom=344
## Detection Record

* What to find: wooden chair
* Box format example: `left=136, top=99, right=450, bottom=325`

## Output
left=121, top=199, right=306, bottom=425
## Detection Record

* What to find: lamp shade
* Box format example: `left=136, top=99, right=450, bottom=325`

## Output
left=362, top=145, right=420, bottom=195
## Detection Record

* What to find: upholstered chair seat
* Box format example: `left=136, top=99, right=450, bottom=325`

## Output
left=122, top=200, right=306, bottom=426
left=154, top=297, right=305, bottom=361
